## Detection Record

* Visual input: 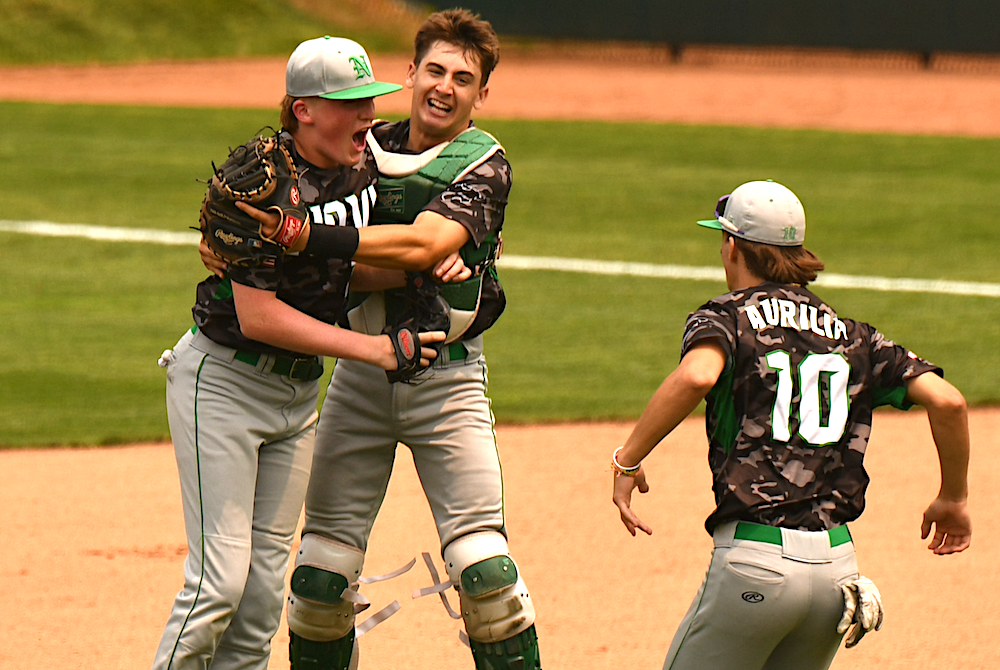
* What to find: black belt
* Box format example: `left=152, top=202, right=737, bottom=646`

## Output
left=191, top=325, right=323, bottom=381
left=233, top=350, right=324, bottom=381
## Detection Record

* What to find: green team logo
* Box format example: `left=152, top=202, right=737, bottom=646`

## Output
left=782, top=226, right=798, bottom=242
left=349, top=56, right=372, bottom=80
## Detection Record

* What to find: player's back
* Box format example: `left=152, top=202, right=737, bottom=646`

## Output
left=685, top=281, right=937, bottom=531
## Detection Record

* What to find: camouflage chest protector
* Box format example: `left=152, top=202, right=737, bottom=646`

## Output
left=351, top=126, right=505, bottom=344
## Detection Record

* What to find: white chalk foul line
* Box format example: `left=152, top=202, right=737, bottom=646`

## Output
left=3, top=220, right=999, bottom=298
left=498, top=254, right=1000, bottom=298
left=0, top=220, right=200, bottom=245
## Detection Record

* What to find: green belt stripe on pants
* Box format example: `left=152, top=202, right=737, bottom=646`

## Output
left=734, top=521, right=852, bottom=547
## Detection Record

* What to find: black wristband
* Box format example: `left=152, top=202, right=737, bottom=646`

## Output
left=303, top=225, right=360, bottom=260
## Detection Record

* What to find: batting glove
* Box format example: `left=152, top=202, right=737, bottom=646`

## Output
left=837, top=576, right=884, bottom=648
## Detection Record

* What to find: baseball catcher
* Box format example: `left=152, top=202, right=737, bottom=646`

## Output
left=199, top=131, right=310, bottom=267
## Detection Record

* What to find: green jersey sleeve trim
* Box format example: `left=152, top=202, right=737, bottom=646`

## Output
left=872, top=385, right=912, bottom=410
left=212, top=277, right=234, bottom=301
left=707, top=363, right=740, bottom=454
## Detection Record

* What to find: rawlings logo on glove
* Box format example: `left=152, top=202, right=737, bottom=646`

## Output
left=199, top=131, right=310, bottom=268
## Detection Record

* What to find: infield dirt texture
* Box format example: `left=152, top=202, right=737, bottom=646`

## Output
left=1, top=50, right=998, bottom=669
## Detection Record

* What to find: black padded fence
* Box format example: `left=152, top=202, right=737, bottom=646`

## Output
left=435, top=1, right=1000, bottom=55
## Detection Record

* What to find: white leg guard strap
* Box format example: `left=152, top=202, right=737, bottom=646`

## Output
left=287, top=535, right=366, bottom=642
left=443, top=531, right=536, bottom=643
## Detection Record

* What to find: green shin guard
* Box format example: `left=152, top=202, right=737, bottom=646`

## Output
left=469, top=625, right=541, bottom=670
left=289, top=629, right=355, bottom=670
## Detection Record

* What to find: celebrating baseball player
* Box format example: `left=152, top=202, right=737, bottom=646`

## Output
left=611, top=180, right=972, bottom=670
left=152, top=36, right=469, bottom=670
left=269, top=10, right=541, bottom=670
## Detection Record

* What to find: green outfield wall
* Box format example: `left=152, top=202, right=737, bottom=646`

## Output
left=440, top=1, right=1000, bottom=56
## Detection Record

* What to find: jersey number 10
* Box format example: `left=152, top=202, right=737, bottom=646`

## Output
left=765, top=351, right=851, bottom=446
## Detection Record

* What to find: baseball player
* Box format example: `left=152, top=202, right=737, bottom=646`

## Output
left=154, top=37, right=460, bottom=670
left=270, top=10, right=542, bottom=670
left=611, top=180, right=972, bottom=670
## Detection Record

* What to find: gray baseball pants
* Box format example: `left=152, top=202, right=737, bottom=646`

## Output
left=663, top=521, right=858, bottom=670
left=153, top=328, right=317, bottom=670
left=302, top=336, right=505, bottom=553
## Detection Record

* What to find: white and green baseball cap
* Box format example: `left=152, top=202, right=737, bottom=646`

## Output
left=697, top=180, right=806, bottom=246
left=286, top=36, right=402, bottom=100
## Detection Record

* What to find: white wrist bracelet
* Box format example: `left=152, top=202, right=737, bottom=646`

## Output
left=612, top=446, right=641, bottom=477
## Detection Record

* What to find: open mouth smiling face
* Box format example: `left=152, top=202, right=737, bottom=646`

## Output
left=427, top=98, right=453, bottom=115
left=351, top=125, right=369, bottom=153
left=407, top=41, right=488, bottom=147
left=316, top=97, right=374, bottom=166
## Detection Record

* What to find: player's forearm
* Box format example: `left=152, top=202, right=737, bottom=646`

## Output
left=617, top=344, right=727, bottom=468
left=233, top=284, right=386, bottom=365
left=303, top=224, right=438, bottom=269
left=619, top=381, right=704, bottom=467
left=354, top=227, right=450, bottom=269
left=305, top=217, right=467, bottom=270
left=354, top=212, right=469, bottom=269
left=907, top=373, right=971, bottom=501
left=926, top=403, right=971, bottom=501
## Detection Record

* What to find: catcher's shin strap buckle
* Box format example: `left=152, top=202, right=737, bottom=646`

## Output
left=735, top=521, right=852, bottom=548
left=233, top=350, right=324, bottom=381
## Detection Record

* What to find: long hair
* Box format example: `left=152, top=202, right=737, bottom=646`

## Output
left=413, top=8, right=500, bottom=86
left=727, top=232, right=825, bottom=286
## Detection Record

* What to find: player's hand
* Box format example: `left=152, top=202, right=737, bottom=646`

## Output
left=199, top=236, right=228, bottom=277
left=920, top=496, right=972, bottom=554
left=376, top=330, right=446, bottom=372
left=235, top=200, right=311, bottom=253
left=431, top=251, right=472, bottom=283
left=613, top=466, right=652, bottom=536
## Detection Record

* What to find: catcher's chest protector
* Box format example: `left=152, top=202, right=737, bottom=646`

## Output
left=370, top=127, right=503, bottom=224
left=370, top=127, right=505, bottom=316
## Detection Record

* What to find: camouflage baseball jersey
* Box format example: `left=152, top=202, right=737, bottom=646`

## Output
left=681, top=282, right=942, bottom=534
left=369, top=120, right=511, bottom=337
left=193, top=132, right=379, bottom=356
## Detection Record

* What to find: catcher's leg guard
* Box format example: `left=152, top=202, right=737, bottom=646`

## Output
left=289, top=630, right=357, bottom=670
left=444, top=531, right=541, bottom=670
left=287, top=535, right=364, bottom=670
left=469, top=626, right=541, bottom=670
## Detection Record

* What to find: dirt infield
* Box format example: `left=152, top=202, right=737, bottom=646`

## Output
left=1, top=51, right=997, bottom=669
left=2, top=413, right=998, bottom=670
left=4, top=47, right=1000, bottom=135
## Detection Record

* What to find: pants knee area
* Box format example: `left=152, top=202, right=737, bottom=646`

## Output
left=444, top=531, right=536, bottom=643
left=287, top=535, right=365, bottom=642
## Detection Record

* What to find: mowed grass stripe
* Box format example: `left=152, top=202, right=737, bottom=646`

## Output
left=4, top=219, right=999, bottom=298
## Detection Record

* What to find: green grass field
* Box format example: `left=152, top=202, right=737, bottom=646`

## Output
left=0, top=0, right=418, bottom=63
left=1, top=101, right=998, bottom=446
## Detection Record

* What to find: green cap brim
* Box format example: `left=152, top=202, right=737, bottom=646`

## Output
left=697, top=219, right=724, bottom=230
left=320, top=81, right=403, bottom=100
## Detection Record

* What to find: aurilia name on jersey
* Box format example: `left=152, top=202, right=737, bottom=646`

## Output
left=742, top=297, right=848, bottom=341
